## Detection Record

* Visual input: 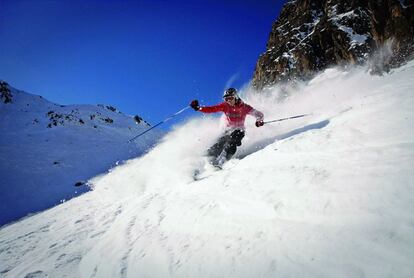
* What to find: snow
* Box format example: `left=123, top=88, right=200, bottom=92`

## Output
left=335, top=10, right=358, bottom=20
left=336, top=25, right=368, bottom=49
left=328, top=8, right=369, bottom=50
left=1, top=60, right=414, bottom=277
left=0, top=89, right=163, bottom=225
left=399, top=0, right=409, bottom=9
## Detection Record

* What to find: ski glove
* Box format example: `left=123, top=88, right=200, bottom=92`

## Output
left=255, top=120, right=264, bottom=127
left=190, top=100, right=200, bottom=111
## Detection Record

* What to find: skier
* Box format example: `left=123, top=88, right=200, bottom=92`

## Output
left=190, top=88, right=264, bottom=168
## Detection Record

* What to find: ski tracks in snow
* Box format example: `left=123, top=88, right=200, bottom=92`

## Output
left=0, top=194, right=131, bottom=277
left=76, top=188, right=173, bottom=277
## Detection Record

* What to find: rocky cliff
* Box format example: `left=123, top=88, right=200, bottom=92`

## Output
left=252, top=0, right=414, bottom=90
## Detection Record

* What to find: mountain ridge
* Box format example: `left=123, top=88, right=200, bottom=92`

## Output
left=0, top=81, right=163, bottom=226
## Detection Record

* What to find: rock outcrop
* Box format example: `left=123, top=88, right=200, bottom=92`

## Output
left=252, top=0, right=414, bottom=90
left=0, top=81, right=13, bottom=103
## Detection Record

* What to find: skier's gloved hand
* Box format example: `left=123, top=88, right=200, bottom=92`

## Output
left=190, top=100, right=200, bottom=111
left=255, top=120, right=264, bottom=127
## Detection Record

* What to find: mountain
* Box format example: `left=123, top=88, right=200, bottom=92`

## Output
left=252, top=0, right=414, bottom=90
left=0, top=82, right=163, bottom=226
left=0, top=58, right=413, bottom=277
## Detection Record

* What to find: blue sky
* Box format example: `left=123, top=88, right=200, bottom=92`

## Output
left=0, top=0, right=286, bottom=128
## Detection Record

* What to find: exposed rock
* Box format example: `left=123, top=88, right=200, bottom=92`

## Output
left=134, top=115, right=151, bottom=126
left=46, top=110, right=86, bottom=128
left=252, top=0, right=414, bottom=90
left=105, top=105, right=117, bottom=112
left=74, top=181, right=86, bottom=187
left=134, top=115, right=143, bottom=123
left=102, top=117, right=114, bottom=124
left=0, top=81, right=13, bottom=103
left=97, top=104, right=120, bottom=113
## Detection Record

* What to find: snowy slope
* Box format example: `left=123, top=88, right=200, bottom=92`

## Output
left=0, top=86, right=163, bottom=226
left=1, top=60, right=414, bottom=277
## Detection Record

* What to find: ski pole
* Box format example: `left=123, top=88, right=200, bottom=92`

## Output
left=264, top=113, right=311, bottom=125
left=128, top=106, right=190, bottom=142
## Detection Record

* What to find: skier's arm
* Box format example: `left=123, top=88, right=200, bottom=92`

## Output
left=246, top=105, right=264, bottom=121
left=199, top=103, right=226, bottom=113
left=246, top=104, right=264, bottom=127
left=190, top=100, right=225, bottom=113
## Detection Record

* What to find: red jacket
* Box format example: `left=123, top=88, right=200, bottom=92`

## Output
left=199, top=100, right=264, bottom=129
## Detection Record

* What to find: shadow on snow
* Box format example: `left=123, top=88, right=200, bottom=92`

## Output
left=238, top=119, right=330, bottom=159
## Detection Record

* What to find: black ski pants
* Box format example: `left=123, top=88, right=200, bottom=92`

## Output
left=207, top=129, right=245, bottom=160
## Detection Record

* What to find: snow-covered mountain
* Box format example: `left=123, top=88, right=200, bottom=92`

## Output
left=1, top=60, right=413, bottom=277
left=0, top=84, right=163, bottom=226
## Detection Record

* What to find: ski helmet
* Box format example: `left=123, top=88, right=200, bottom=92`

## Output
left=223, top=88, right=239, bottom=100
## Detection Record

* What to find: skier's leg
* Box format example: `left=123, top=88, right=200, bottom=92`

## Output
left=208, top=131, right=235, bottom=167
left=224, top=129, right=245, bottom=160
left=207, top=134, right=230, bottom=159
